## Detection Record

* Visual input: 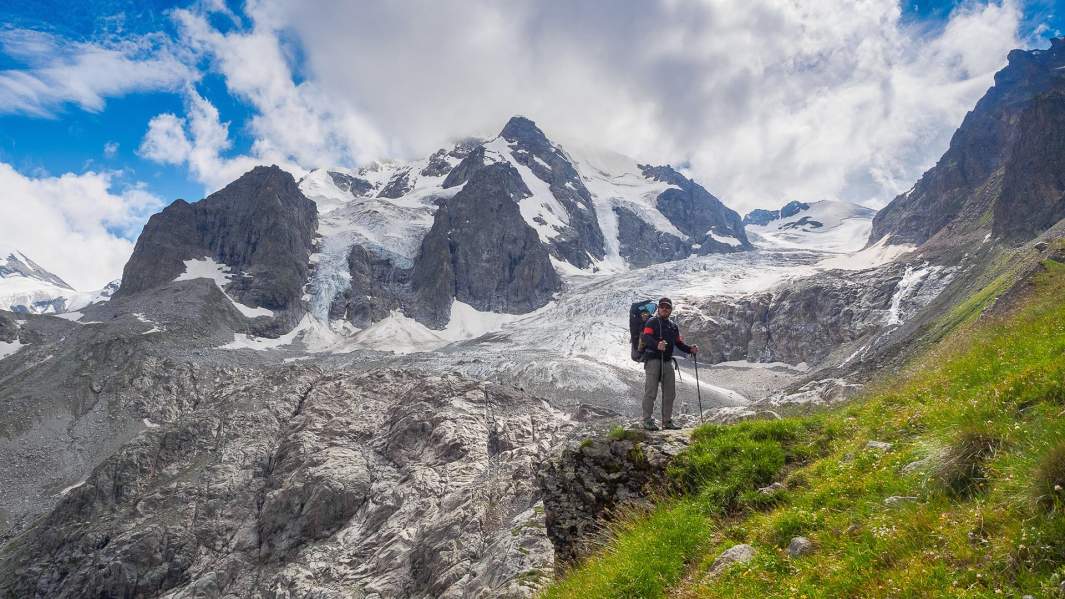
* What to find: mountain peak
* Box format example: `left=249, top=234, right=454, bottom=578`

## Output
left=0, top=251, right=73, bottom=291
left=499, top=116, right=550, bottom=149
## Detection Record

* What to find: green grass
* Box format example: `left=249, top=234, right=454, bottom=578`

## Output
left=608, top=425, right=648, bottom=442
left=542, top=258, right=1065, bottom=598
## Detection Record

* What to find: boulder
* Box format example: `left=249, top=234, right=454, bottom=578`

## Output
left=709, top=544, right=755, bottom=575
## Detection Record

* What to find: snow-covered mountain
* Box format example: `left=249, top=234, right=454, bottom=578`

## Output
left=0, top=250, right=117, bottom=314
left=744, top=200, right=877, bottom=253
left=291, top=116, right=751, bottom=336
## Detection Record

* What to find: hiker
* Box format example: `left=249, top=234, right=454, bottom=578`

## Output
left=640, top=297, right=698, bottom=430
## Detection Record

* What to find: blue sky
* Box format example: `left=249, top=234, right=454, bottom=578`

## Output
left=0, top=0, right=1062, bottom=288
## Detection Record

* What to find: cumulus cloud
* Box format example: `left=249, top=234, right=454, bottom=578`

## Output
left=0, top=163, right=163, bottom=290
left=134, top=6, right=390, bottom=193
left=139, top=88, right=267, bottom=191
left=139, top=0, right=1029, bottom=211
left=0, top=28, right=196, bottom=118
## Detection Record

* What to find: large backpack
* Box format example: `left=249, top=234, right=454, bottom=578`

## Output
left=628, top=299, right=657, bottom=361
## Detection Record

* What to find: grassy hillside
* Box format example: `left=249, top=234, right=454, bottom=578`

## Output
left=543, top=256, right=1065, bottom=598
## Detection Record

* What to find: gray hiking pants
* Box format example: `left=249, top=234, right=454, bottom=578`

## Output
left=643, top=358, right=675, bottom=422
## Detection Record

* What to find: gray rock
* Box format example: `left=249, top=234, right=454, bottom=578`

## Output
left=411, top=162, right=561, bottom=328
left=640, top=164, right=751, bottom=252
left=884, top=496, right=919, bottom=506
left=866, top=440, right=893, bottom=451
left=709, top=544, right=755, bottom=575
left=377, top=168, right=414, bottom=198
left=743, top=201, right=810, bottom=226
left=682, top=260, right=951, bottom=368
left=498, top=116, right=607, bottom=270
left=787, top=536, right=814, bottom=557
left=538, top=429, right=690, bottom=565
left=116, top=165, right=317, bottom=327
left=1035, top=241, right=1049, bottom=251
left=901, top=456, right=933, bottom=474
left=327, top=170, right=373, bottom=196
left=420, top=149, right=454, bottom=177
left=613, top=205, right=691, bottom=267
left=758, top=482, right=786, bottom=495
left=0, top=368, right=574, bottom=598
left=442, top=145, right=487, bottom=189
left=871, top=39, right=1065, bottom=247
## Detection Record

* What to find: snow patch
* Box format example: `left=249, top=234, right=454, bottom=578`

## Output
left=350, top=300, right=542, bottom=354
left=220, top=316, right=311, bottom=351
left=746, top=201, right=875, bottom=253
left=143, top=418, right=160, bottom=428
left=706, top=231, right=742, bottom=247
left=0, top=338, right=23, bottom=360
left=817, top=236, right=914, bottom=271
left=175, top=259, right=275, bottom=318
left=58, top=480, right=86, bottom=496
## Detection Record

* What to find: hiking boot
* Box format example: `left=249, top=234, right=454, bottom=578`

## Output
left=663, top=420, right=682, bottom=430
left=642, top=419, right=660, bottom=431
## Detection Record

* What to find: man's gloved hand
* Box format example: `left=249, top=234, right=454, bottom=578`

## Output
left=657, top=340, right=667, bottom=351
left=690, top=344, right=699, bottom=354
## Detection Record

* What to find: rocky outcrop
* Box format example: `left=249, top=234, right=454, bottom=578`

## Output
left=681, top=260, right=953, bottom=367
left=442, top=146, right=488, bottom=189
left=421, top=148, right=455, bottom=177
left=327, top=243, right=411, bottom=327
left=871, top=37, right=1065, bottom=247
left=613, top=205, right=691, bottom=267
left=327, top=170, right=374, bottom=196
left=994, top=88, right=1065, bottom=240
left=743, top=201, right=809, bottom=226
left=412, top=163, right=561, bottom=328
left=499, top=116, right=607, bottom=269
left=117, top=165, right=317, bottom=321
left=0, top=367, right=576, bottom=598
left=378, top=168, right=415, bottom=198
left=538, top=429, right=690, bottom=566
left=0, top=311, right=17, bottom=343
left=640, top=164, right=751, bottom=253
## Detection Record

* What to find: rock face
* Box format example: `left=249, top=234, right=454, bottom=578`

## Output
left=498, top=116, right=607, bottom=269
left=613, top=205, right=693, bottom=267
left=640, top=164, right=752, bottom=253
left=0, top=366, right=575, bottom=598
left=871, top=38, right=1065, bottom=247
left=743, top=201, right=810, bottom=226
left=537, top=429, right=690, bottom=566
left=412, top=163, right=562, bottom=328
left=327, top=170, right=374, bottom=196
left=327, top=243, right=412, bottom=327
left=117, top=165, right=317, bottom=321
left=681, top=261, right=950, bottom=367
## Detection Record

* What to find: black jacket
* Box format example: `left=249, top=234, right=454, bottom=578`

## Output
left=640, top=316, right=693, bottom=361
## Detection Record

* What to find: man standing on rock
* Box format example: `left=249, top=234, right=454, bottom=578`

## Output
left=640, top=297, right=698, bottom=431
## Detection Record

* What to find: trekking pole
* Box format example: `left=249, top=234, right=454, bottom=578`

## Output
left=693, top=352, right=704, bottom=424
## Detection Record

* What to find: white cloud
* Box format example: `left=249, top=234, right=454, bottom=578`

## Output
left=134, top=7, right=390, bottom=192
left=0, top=29, right=196, bottom=118
left=139, top=88, right=267, bottom=191
left=103, top=141, right=119, bottom=158
left=0, top=163, right=163, bottom=290
left=134, top=0, right=1029, bottom=213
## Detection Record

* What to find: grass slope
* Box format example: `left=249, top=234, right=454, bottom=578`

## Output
left=543, top=257, right=1065, bottom=598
